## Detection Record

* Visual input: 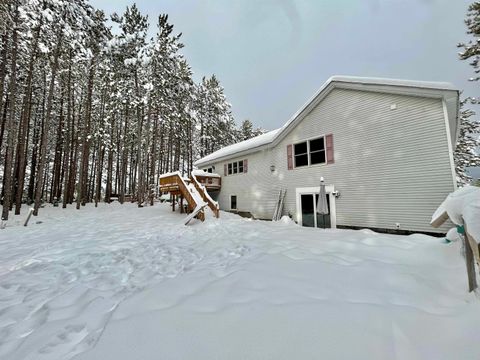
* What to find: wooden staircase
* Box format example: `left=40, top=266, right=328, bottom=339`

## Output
left=159, top=171, right=220, bottom=224
left=191, top=174, right=220, bottom=218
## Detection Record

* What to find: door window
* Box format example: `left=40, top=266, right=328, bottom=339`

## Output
left=301, top=194, right=315, bottom=227
left=315, top=194, right=331, bottom=228
left=300, top=193, right=331, bottom=228
left=231, top=195, right=237, bottom=210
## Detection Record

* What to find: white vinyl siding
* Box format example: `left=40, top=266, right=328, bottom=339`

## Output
left=210, top=88, right=455, bottom=233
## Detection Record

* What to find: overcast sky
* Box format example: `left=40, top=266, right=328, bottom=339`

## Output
left=91, top=0, right=475, bottom=131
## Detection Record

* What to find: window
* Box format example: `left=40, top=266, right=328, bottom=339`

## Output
left=226, top=160, right=246, bottom=175
left=231, top=195, right=237, bottom=210
left=300, top=193, right=331, bottom=228
left=294, top=142, right=308, bottom=167
left=294, top=136, right=326, bottom=168
left=203, top=167, right=213, bottom=173
left=309, top=137, right=326, bottom=165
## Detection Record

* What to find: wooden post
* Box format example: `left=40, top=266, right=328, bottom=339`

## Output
left=432, top=212, right=480, bottom=293
left=180, top=195, right=184, bottom=214
left=464, top=222, right=479, bottom=292
left=464, top=235, right=477, bottom=292
left=24, top=208, right=34, bottom=227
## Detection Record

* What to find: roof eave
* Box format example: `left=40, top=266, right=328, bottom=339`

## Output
left=194, top=142, right=272, bottom=167
left=195, top=77, right=459, bottom=166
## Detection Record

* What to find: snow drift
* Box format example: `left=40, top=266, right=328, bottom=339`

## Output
left=0, top=203, right=479, bottom=360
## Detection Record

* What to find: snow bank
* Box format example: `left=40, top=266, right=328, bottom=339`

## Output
left=277, top=215, right=296, bottom=226
left=446, top=228, right=463, bottom=242
left=191, top=169, right=221, bottom=178
left=1, top=204, right=480, bottom=360
left=432, top=185, right=480, bottom=243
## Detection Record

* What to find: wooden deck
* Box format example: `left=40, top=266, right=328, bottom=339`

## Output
left=159, top=172, right=221, bottom=222
left=194, top=174, right=221, bottom=191
left=191, top=174, right=220, bottom=218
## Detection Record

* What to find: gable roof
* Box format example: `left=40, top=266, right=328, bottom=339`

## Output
left=195, top=75, right=460, bottom=167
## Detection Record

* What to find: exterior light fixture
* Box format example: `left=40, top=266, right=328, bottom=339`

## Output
left=270, top=165, right=276, bottom=173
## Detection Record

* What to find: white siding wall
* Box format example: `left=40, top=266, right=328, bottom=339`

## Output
left=212, top=88, right=455, bottom=233
left=212, top=149, right=277, bottom=217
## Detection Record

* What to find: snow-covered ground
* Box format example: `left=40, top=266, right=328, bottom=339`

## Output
left=0, top=203, right=479, bottom=360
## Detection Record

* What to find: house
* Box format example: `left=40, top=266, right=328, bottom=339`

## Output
left=194, top=76, right=460, bottom=234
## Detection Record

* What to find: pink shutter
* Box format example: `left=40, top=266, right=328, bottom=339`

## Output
left=244, top=159, right=248, bottom=173
left=326, top=134, right=334, bottom=164
left=224, top=163, right=227, bottom=176
left=287, top=144, right=293, bottom=170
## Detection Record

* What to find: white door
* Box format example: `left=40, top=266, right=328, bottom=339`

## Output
left=296, top=186, right=336, bottom=228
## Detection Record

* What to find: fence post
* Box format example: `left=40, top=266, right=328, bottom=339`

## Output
left=462, top=221, right=478, bottom=292
left=24, top=208, right=34, bottom=227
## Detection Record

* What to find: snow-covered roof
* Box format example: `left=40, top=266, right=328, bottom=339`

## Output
left=195, top=76, right=459, bottom=167
left=328, top=76, right=457, bottom=91
left=195, top=129, right=281, bottom=166
left=191, top=169, right=221, bottom=178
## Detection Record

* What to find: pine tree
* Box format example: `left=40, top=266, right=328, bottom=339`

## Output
left=253, top=126, right=267, bottom=137
left=0, top=1, right=243, bottom=221
left=454, top=99, right=480, bottom=185
left=459, top=2, right=480, bottom=81
left=240, top=119, right=254, bottom=140
left=457, top=2, right=480, bottom=185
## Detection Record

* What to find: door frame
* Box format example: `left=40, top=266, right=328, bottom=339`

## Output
left=295, top=186, right=336, bottom=228
left=230, top=194, right=238, bottom=210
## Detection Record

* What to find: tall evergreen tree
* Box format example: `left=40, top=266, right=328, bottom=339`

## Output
left=240, top=119, right=254, bottom=140
left=457, top=2, right=480, bottom=185
left=454, top=99, right=480, bottom=185
left=0, top=2, right=255, bottom=222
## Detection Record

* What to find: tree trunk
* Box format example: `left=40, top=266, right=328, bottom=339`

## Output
left=0, top=31, right=9, bottom=137
left=50, top=91, right=64, bottom=202
left=135, top=70, right=144, bottom=206
left=33, top=30, right=63, bottom=216
left=1, top=5, right=19, bottom=221
left=119, top=105, right=129, bottom=204
left=0, top=94, right=8, bottom=157
left=94, top=146, right=104, bottom=207
left=13, top=3, right=43, bottom=214
left=76, top=56, right=95, bottom=209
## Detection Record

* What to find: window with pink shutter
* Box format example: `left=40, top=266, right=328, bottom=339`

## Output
left=287, top=144, right=293, bottom=170
left=326, top=134, right=334, bottom=164
left=291, top=135, right=333, bottom=168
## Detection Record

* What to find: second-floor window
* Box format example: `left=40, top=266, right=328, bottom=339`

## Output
left=227, top=160, right=246, bottom=175
left=294, top=136, right=326, bottom=168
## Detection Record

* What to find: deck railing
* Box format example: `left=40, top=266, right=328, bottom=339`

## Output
left=195, top=175, right=221, bottom=189
left=159, top=173, right=204, bottom=220
left=191, top=175, right=220, bottom=218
